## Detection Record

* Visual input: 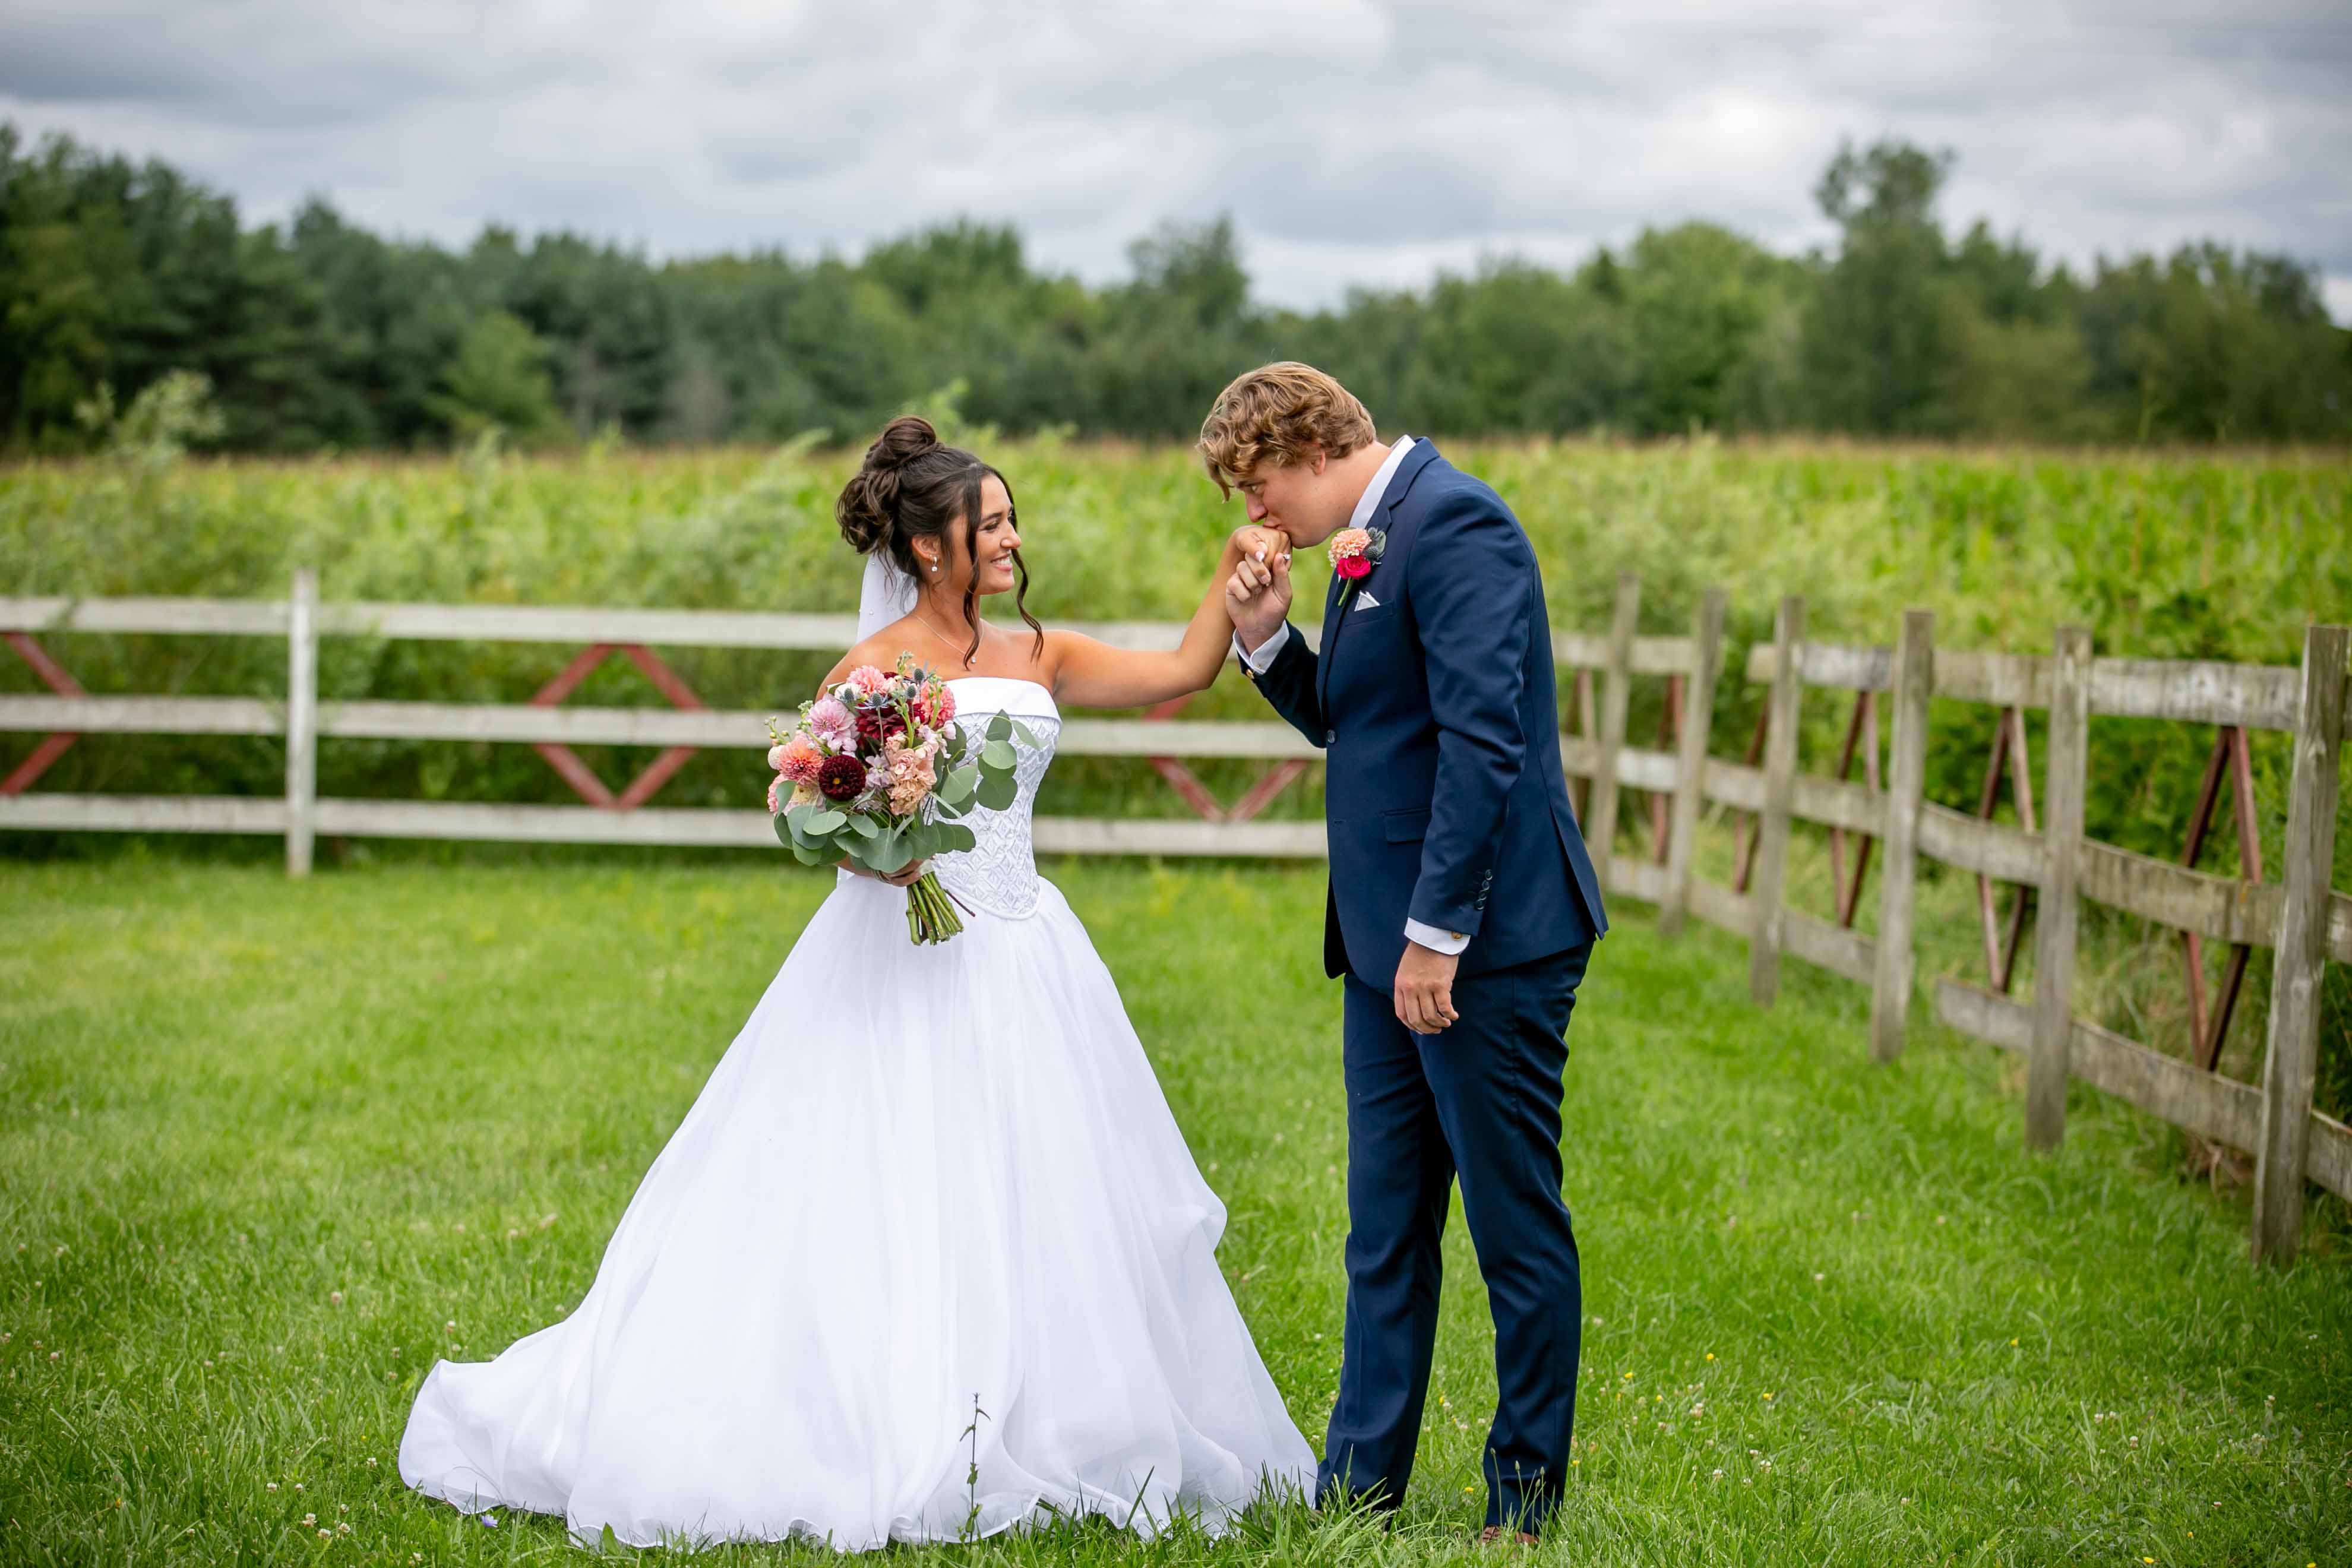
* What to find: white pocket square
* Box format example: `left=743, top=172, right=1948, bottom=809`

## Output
left=1354, top=591, right=1382, bottom=610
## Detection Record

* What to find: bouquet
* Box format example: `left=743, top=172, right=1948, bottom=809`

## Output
left=766, top=655, right=1037, bottom=943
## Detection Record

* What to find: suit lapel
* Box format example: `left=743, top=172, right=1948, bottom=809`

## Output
left=1316, top=440, right=1440, bottom=719
left=1314, top=569, right=1346, bottom=715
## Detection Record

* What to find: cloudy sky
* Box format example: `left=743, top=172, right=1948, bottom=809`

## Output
left=4, top=0, right=2347, bottom=320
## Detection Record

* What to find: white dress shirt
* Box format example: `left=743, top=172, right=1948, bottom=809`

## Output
left=1232, top=436, right=1470, bottom=959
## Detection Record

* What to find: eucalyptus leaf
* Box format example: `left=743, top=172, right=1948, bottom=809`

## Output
left=1009, top=720, right=1040, bottom=748
left=868, top=836, right=914, bottom=875
left=932, top=823, right=976, bottom=854
left=937, top=766, right=978, bottom=807
left=846, top=813, right=881, bottom=837
left=790, top=842, right=824, bottom=866
left=985, top=713, right=1013, bottom=742
left=976, top=772, right=1019, bottom=811
left=807, top=809, right=846, bottom=836
left=981, top=739, right=1016, bottom=770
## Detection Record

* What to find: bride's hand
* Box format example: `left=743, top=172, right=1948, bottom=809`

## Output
left=1229, top=524, right=1291, bottom=568
left=1225, top=525, right=1293, bottom=648
left=837, top=855, right=927, bottom=886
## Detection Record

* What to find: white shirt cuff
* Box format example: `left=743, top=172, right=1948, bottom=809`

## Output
left=1234, top=621, right=1290, bottom=675
left=1405, top=919, right=1470, bottom=956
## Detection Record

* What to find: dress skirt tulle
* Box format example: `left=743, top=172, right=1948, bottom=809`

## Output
left=399, top=870, right=1315, bottom=1550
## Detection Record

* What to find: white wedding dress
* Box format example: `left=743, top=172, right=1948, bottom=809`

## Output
left=399, top=675, right=1316, bottom=1550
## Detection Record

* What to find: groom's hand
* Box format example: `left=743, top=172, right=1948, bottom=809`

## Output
left=1225, top=526, right=1293, bottom=652
left=1395, top=941, right=1461, bottom=1034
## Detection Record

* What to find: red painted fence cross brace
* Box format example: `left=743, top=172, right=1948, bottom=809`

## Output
left=2, top=633, right=86, bottom=797
left=1143, top=693, right=1308, bottom=824
left=530, top=644, right=706, bottom=809
left=2180, top=725, right=2264, bottom=1072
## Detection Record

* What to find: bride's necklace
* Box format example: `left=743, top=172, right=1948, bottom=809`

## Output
left=915, top=599, right=977, bottom=663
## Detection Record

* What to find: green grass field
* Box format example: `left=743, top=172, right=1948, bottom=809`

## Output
left=3, top=858, right=2346, bottom=1566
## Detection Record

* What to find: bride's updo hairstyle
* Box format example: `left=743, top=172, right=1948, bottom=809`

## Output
left=836, top=415, right=1043, bottom=666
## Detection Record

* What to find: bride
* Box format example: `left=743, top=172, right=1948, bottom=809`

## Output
left=399, top=416, right=1316, bottom=1549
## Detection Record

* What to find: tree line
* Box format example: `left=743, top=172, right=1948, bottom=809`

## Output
left=2, top=125, right=2346, bottom=453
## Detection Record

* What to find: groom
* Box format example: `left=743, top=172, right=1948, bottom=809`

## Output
left=1208, top=363, right=1605, bottom=1541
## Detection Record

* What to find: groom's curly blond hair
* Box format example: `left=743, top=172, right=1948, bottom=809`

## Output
left=1197, top=362, right=1377, bottom=497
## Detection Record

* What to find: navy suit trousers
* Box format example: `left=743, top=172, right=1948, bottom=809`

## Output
left=1318, top=941, right=1590, bottom=1533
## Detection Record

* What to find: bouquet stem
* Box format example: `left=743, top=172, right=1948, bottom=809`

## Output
left=903, top=870, right=968, bottom=944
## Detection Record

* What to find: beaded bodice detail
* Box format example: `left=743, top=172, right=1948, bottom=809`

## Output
left=928, top=678, right=1061, bottom=920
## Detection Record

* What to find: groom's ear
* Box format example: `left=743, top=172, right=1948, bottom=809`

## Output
left=1307, top=445, right=1329, bottom=477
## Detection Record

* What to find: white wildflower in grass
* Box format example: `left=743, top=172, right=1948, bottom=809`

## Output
left=328, top=1291, right=342, bottom=1305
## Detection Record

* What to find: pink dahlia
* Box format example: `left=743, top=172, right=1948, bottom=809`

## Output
left=808, top=696, right=854, bottom=745
left=777, top=734, right=824, bottom=783
left=847, top=665, right=890, bottom=696
left=766, top=776, right=785, bottom=814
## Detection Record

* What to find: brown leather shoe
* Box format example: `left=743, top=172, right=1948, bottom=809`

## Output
left=1478, top=1525, right=1539, bottom=1548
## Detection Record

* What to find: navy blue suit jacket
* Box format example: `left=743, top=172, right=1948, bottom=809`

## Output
left=1244, top=440, right=1607, bottom=985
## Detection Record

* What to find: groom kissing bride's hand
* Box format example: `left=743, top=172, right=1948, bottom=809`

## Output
left=1203, top=362, right=1610, bottom=1542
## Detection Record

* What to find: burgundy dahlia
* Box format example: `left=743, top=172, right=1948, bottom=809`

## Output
left=817, top=754, right=866, bottom=802
left=854, top=706, right=907, bottom=746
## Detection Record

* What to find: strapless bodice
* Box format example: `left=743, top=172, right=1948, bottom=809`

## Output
left=909, top=677, right=1060, bottom=920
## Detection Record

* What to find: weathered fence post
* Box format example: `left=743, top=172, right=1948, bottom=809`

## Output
left=1749, top=596, right=1804, bottom=1006
left=1588, top=573, right=1640, bottom=895
left=2250, top=622, right=2350, bottom=1264
left=1661, top=587, right=1725, bottom=937
left=285, top=568, right=318, bottom=877
left=2025, top=625, right=2091, bottom=1150
left=1870, top=609, right=1934, bottom=1060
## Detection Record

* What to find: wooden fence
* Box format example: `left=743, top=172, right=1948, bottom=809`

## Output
left=1560, top=580, right=2350, bottom=1268
left=4, top=576, right=2346, bottom=1262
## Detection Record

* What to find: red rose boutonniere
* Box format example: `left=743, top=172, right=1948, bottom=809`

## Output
left=1328, top=526, right=1386, bottom=607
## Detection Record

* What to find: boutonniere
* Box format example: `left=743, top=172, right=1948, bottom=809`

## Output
left=1328, top=526, right=1386, bottom=607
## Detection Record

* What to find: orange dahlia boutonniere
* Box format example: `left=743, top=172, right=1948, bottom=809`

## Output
left=1328, top=526, right=1386, bottom=605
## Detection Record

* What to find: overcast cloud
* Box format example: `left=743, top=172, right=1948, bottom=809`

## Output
left=4, top=0, right=2347, bottom=320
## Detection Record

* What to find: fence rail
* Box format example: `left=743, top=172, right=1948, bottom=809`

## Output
left=4, top=577, right=2346, bottom=1263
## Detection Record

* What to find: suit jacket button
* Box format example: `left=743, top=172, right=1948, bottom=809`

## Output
left=1324, top=729, right=1337, bottom=745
